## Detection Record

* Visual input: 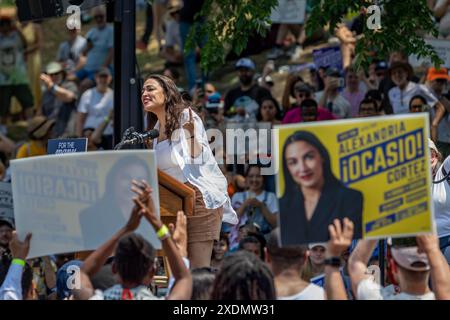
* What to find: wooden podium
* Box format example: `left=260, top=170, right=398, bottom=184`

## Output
left=154, top=170, right=195, bottom=287
left=157, top=169, right=195, bottom=226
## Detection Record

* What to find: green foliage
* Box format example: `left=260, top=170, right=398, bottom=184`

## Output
left=307, top=0, right=442, bottom=69
left=189, top=0, right=442, bottom=71
left=186, top=0, right=278, bottom=71
left=0, top=0, right=16, bottom=7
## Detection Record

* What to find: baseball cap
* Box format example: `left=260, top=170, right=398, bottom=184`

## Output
left=391, top=247, right=430, bottom=272
left=0, top=219, right=14, bottom=229
left=427, top=67, right=450, bottom=82
left=388, top=61, right=414, bottom=79
left=45, top=62, right=64, bottom=75
left=375, top=61, right=388, bottom=71
left=206, top=92, right=223, bottom=109
left=235, top=58, right=256, bottom=71
left=325, top=67, right=341, bottom=78
left=28, top=116, right=55, bottom=140
left=294, top=83, right=312, bottom=94
left=56, top=260, right=84, bottom=299
left=429, top=138, right=439, bottom=154
left=96, top=67, right=111, bottom=77
left=308, top=242, right=326, bottom=250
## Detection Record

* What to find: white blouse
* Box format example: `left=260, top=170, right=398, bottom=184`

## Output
left=154, top=139, right=187, bottom=183
left=154, top=108, right=238, bottom=225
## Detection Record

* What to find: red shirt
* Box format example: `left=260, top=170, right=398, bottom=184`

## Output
left=282, top=107, right=336, bottom=124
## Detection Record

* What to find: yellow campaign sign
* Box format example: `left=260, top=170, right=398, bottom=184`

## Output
left=274, top=114, right=433, bottom=245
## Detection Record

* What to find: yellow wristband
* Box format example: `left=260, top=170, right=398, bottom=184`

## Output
left=12, top=259, right=25, bottom=267
left=156, top=224, right=169, bottom=239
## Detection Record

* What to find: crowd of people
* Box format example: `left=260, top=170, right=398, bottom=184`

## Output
left=0, top=1, right=450, bottom=301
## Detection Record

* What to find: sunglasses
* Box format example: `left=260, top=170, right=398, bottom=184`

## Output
left=410, top=104, right=425, bottom=110
left=296, top=92, right=311, bottom=98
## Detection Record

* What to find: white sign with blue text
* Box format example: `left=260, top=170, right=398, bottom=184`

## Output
left=10, top=151, right=160, bottom=258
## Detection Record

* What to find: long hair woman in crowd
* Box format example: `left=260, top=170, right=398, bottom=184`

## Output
left=211, top=250, right=276, bottom=300
left=140, top=74, right=238, bottom=268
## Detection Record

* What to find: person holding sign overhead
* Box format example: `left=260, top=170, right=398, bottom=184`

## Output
left=279, top=130, right=363, bottom=245
left=141, top=74, right=238, bottom=268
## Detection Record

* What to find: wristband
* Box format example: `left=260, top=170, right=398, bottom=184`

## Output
left=104, top=116, right=110, bottom=123
left=156, top=224, right=170, bottom=240
left=324, top=257, right=342, bottom=267
left=12, top=258, right=25, bottom=267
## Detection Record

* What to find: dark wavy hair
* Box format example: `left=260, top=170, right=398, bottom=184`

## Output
left=256, top=96, right=282, bottom=121
left=114, top=233, right=156, bottom=284
left=409, top=95, right=428, bottom=109
left=211, top=250, right=275, bottom=300
left=191, top=267, right=216, bottom=300
left=281, top=131, right=341, bottom=204
left=144, top=74, right=190, bottom=143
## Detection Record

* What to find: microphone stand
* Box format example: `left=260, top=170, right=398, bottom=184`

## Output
left=114, top=127, right=136, bottom=150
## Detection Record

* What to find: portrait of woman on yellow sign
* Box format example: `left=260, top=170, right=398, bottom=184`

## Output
left=279, top=130, right=363, bottom=245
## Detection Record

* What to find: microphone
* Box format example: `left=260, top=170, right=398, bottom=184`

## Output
left=122, top=129, right=159, bottom=145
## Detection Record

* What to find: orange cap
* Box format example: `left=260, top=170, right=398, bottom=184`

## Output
left=427, top=67, right=450, bottom=82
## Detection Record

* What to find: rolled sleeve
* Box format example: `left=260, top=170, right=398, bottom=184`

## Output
left=0, top=264, right=24, bottom=300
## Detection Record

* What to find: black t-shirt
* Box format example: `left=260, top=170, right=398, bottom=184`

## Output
left=180, top=0, right=205, bottom=23
left=224, top=84, right=272, bottom=117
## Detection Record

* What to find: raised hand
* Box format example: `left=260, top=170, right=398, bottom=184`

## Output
left=168, top=211, right=188, bottom=257
left=131, top=179, right=153, bottom=210
left=132, top=180, right=161, bottom=230
left=10, top=232, right=32, bottom=260
left=40, top=73, right=54, bottom=89
left=327, top=218, right=354, bottom=257
left=182, top=108, right=195, bottom=139
left=416, top=234, right=440, bottom=255
left=124, top=203, right=143, bottom=233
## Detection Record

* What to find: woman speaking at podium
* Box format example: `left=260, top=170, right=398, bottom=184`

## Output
left=140, top=74, right=238, bottom=268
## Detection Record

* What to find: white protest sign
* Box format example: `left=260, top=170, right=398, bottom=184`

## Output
left=409, top=38, right=450, bottom=68
left=11, top=150, right=160, bottom=259
left=0, top=182, right=14, bottom=226
left=270, top=0, right=306, bottom=24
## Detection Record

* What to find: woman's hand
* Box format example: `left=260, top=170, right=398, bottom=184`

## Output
left=183, top=108, right=195, bottom=139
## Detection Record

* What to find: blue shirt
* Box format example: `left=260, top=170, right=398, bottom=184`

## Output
left=84, top=25, right=114, bottom=72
